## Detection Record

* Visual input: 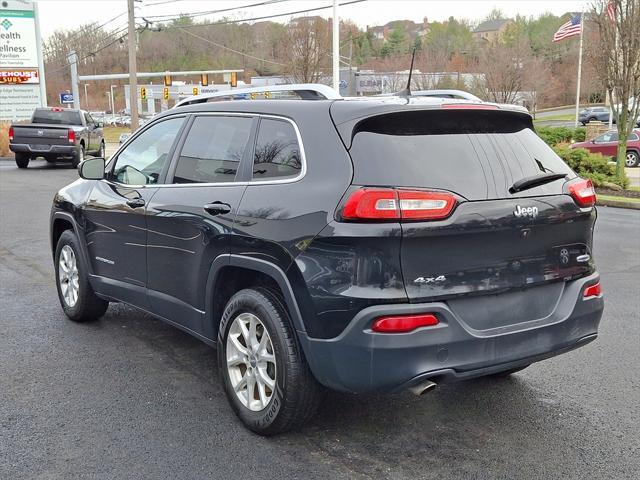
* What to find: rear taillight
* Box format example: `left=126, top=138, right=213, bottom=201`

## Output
left=341, top=188, right=457, bottom=221
left=8, top=126, right=14, bottom=141
left=568, top=178, right=596, bottom=208
left=372, top=313, right=439, bottom=333
left=67, top=129, right=75, bottom=144
left=583, top=282, right=602, bottom=299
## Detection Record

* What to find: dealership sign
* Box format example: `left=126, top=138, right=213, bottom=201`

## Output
left=0, top=2, right=45, bottom=121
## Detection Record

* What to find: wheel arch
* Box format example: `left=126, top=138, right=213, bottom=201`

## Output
left=51, top=211, right=93, bottom=275
left=205, top=255, right=307, bottom=341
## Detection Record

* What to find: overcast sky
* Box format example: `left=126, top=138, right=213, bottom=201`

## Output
left=33, top=0, right=589, bottom=39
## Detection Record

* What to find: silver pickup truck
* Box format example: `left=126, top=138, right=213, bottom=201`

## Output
left=9, top=107, right=105, bottom=169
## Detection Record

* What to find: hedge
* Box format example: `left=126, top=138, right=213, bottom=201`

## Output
left=553, top=146, right=628, bottom=189
left=536, top=126, right=586, bottom=146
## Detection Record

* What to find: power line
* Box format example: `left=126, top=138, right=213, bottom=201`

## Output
left=177, top=27, right=286, bottom=66
left=156, top=0, right=367, bottom=31
left=63, top=11, right=127, bottom=44
left=140, top=0, right=290, bottom=20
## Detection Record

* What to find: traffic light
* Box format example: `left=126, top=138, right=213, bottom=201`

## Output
left=264, top=91, right=271, bottom=99
left=230, top=72, right=237, bottom=88
left=192, top=87, right=199, bottom=96
left=163, top=87, right=169, bottom=100
left=250, top=92, right=257, bottom=100
left=200, top=74, right=208, bottom=86
left=140, top=87, right=147, bottom=100
left=164, top=74, right=172, bottom=87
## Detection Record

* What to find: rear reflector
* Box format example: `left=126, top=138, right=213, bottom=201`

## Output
left=8, top=126, right=14, bottom=141
left=67, top=129, right=76, bottom=144
left=372, top=313, right=439, bottom=333
left=568, top=178, right=596, bottom=208
left=583, top=282, right=601, bottom=299
left=342, top=188, right=457, bottom=221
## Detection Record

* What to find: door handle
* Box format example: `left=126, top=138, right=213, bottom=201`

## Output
left=204, top=202, right=232, bottom=216
left=126, top=198, right=145, bottom=208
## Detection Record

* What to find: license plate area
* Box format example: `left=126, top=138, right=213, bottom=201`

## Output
left=31, top=144, right=51, bottom=151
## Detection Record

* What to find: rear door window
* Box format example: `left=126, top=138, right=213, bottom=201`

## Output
left=252, top=119, right=302, bottom=181
left=348, top=110, right=574, bottom=200
left=172, top=116, right=253, bottom=184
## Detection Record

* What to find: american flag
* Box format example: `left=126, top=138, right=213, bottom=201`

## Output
left=553, top=13, right=583, bottom=42
left=606, top=0, right=615, bottom=21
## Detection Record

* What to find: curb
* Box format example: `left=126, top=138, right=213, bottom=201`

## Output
left=597, top=198, right=640, bottom=210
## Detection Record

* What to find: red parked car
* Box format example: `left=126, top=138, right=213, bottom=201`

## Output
left=571, top=129, right=640, bottom=167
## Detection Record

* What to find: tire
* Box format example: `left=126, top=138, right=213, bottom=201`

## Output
left=71, top=144, right=85, bottom=169
left=97, top=141, right=106, bottom=158
left=587, top=117, right=596, bottom=123
left=15, top=152, right=30, bottom=168
left=625, top=151, right=639, bottom=167
left=54, top=230, right=108, bottom=322
left=218, top=287, right=322, bottom=436
left=488, top=364, right=530, bottom=378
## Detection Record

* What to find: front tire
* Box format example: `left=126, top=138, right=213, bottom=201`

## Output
left=97, top=141, right=106, bottom=158
left=15, top=153, right=30, bottom=168
left=218, top=288, right=322, bottom=436
left=625, top=151, right=639, bottom=167
left=55, top=230, right=108, bottom=322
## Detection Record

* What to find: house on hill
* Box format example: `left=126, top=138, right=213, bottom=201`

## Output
left=472, top=18, right=512, bottom=43
left=368, top=18, right=429, bottom=41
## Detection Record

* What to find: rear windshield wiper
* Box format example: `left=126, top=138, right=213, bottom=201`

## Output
left=509, top=173, right=567, bottom=194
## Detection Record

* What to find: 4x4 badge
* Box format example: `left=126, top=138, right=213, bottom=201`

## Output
left=414, top=275, right=446, bottom=285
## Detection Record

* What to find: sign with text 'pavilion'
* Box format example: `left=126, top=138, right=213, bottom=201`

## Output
left=0, top=1, right=45, bottom=122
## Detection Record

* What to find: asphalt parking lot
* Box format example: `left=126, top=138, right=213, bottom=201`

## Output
left=1, top=158, right=639, bottom=479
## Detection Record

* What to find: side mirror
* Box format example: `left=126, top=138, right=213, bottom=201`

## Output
left=78, top=157, right=105, bottom=180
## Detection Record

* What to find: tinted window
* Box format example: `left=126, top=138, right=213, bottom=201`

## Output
left=112, top=117, right=183, bottom=185
left=253, top=119, right=302, bottom=180
left=173, top=116, right=252, bottom=184
left=349, top=110, right=573, bottom=200
left=32, top=109, right=82, bottom=125
left=596, top=132, right=618, bottom=143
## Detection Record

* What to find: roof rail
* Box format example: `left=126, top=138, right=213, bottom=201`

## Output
left=173, top=83, right=341, bottom=108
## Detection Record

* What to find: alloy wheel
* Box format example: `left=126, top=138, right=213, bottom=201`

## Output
left=59, top=245, right=79, bottom=307
left=226, top=312, right=277, bottom=411
left=625, top=152, right=637, bottom=167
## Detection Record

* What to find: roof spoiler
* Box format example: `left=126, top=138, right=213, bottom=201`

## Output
left=173, top=83, right=342, bottom=108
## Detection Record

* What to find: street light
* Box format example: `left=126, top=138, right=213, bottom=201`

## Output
left=83, top=83, right=91, bottom=110
left=110, top=84, right=117, bottom=114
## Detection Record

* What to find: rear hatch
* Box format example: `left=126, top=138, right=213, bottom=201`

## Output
left=339, top=107, right=596, bottom=326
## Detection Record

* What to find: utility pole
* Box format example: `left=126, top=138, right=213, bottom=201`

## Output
left=332, top=0, right=339, bottom=92
left=128, top=0, right=139, bottom=130
left=68, top=51, right=81, bottom=110
left=574, top=11, right=585, bottom=128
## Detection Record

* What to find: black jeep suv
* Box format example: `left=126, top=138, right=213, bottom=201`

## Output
left=50, top=93, right=604, bottom=435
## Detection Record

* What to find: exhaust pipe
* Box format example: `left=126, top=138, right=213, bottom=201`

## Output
left=409, top=380, right=437, bottom=396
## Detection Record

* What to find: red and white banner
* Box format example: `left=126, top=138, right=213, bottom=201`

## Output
left=0, top=68, right=39, bottom=84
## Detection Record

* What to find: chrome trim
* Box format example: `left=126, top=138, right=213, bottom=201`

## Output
left=106, top=112, right=307, bottom=189
left=576, top=254, right=591, bottom=263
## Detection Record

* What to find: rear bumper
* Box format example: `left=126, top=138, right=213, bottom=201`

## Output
left=10, top=143, right=79, bottom=157
left=300, top=273, right=603, bottom=393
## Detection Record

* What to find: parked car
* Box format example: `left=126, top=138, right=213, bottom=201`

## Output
left=578, top=106, right=611, bottom=125
left=50, top=87, right=603, bottom=435
left=571, top=129, right=640, bottom=167
left=9, top=107, right=105, bottom=168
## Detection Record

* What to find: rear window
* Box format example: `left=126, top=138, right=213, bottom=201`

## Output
left=349, top=110, right=574, bottom=200
left=32, top=109, right=82, bottom=125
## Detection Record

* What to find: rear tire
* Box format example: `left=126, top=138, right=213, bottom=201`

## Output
left=15, top=153, right=30, bottom=168
left=218, top=287, right=322, bottom=436
left=625, top=151, right=639, bottom=167
left=488, top=364, right=530, bottom=378
left=55, top=230, right=108, bottom=322
left=71, top=144, right=84, bottom=169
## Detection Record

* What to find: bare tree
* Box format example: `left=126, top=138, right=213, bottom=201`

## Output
left=285, top=17, right=330, bottom=83
left=477, top=40, right=530, bottom=104
left=591, top=0, right=640, bottom=176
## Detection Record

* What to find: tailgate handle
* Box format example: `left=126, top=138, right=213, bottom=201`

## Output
left=204, top=202, right=232, bottom=216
